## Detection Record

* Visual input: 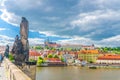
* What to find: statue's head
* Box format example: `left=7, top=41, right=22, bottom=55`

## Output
left=22, top=17, right=27, bottom=22
left=22, top=17, right=26, bottom=20
left=6, top=44, right=9, bottom=49
left=15, top=35, right=19, bottom=40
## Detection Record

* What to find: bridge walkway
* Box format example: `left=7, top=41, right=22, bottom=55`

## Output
left=0, top=61, right=8, bottom=80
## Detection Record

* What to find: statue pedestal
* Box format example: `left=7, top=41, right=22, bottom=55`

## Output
left=21, top=62, right=36, bottom=80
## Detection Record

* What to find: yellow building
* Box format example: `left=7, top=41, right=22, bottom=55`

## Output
left=78, top=49, right=99, bottom=63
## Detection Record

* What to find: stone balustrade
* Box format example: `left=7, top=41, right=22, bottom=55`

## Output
left=4, top=58, right=32, bottom=80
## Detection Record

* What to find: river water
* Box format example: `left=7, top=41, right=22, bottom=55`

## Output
left=36, top=66, right=120, bottom=80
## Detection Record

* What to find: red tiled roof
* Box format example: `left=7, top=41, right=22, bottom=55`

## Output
left=44, top=58, right=61, bottom=62
left=80, top=49, right=99, bottom=54
left=98, top=54, right=120, bottom=60
left=29, top=51, right=41, bottom=56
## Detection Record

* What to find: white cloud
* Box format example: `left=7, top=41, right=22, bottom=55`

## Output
left=0, top=35, right=14, bottom=46
left=43, top=6, right=53, bottom=12
left=39, top=31, right=58, bottom=37
left=71, top=10, right=120, bottom=31
left=0, top=35, right=45, bottom=46
left=29, top=38, right=44, bottom=45
left=58, top=35, right=120, bottom=47
left=3, top=0, right=53, bottom=12
left=0, top=0, right=7, bottom=7
left=4, top=0, right=43, bottom=10
left=39, top=31, right=71, bottom=39
left=102, top=35, right=120, bottom=42
left=0, top=0, right=20, bottom=26
left=0, top=35, right=13, bottom=40
left=85, top=29, right=104, bottom=37
left=0, top=9, right=20, bottom=26
left=58, top=36, right=94, bottom=45
left=0, top=28, right=7, bottom=31
left=41, top=16, right=60, bottom=21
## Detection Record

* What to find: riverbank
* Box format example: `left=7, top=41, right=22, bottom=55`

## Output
left=37, top=62, right=67, bottom=67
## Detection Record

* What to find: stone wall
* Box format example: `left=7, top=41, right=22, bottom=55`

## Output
left=4, top=58, right=32, bottom=80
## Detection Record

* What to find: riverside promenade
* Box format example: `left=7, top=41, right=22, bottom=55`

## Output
left=0, top=61, right=8, bottom=80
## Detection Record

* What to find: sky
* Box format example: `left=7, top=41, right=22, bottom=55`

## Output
left=0, top=0, right=120, bottom=47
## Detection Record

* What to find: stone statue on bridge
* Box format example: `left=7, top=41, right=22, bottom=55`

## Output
left=12, top=35, right=24, bottom=65
left=20, top=17, right=29, bottom=61
left=11, top=17, right=36, bottom=80
left=12, top=17, right=29, bottom=65
left=4, top=45, right=9, bottom=58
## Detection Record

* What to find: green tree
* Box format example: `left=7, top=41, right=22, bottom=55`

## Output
left=45, top=46, right=49, bottom=49
left=38, top=56, right=43, bottom=60
left=53, top=55, right=59, bottom=58
left=29, top=59, right=36, bottom=62
left=9, top=54, right=14, bottom=62
left=59, top=48, right=64, bottom=51
left=37, top=57, right=44, bottom=66
left=47, top=54, right=53, bottom=58
left=60, top=57, right=65, bottom=62
left=35, top=46, right=43, bottom=50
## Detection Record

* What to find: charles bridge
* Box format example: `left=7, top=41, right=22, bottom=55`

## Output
left=0, top=17, right=34, bottom=80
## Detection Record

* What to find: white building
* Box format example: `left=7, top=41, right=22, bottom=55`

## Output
left=96, top=54, right=120, bottom=64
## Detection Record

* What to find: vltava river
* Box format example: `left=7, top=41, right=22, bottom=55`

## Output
left=36, top=66, right=120, bottom=80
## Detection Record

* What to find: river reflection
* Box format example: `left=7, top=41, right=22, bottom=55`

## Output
left=36, top=66, right=120, bottom=80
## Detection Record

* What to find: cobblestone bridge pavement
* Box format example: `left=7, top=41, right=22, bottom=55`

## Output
left=0, top=61, right=8, bottom=80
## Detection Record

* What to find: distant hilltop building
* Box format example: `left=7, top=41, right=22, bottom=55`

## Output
left=81, top=44, right=95, bottom=50
left=61, top=44, right=95, bottom=50
left=44, top=39, right=61, bottom=48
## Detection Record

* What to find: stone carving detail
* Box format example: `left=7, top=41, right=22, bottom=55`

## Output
left=12, top=35, right=25, bottom=65
left=12, top=17, right=29, bottom=65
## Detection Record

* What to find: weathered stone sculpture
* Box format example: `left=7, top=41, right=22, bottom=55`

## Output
left=12, top=17, right=29, bottom=65
left=20, top=17, right=29, bottom=61
left=4, top=45, right=9, bottom=58
left=12, top=35, right=25, bottom=65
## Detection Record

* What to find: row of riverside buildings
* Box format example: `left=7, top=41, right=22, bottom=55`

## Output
left=29, top=43, right=120, bottom=64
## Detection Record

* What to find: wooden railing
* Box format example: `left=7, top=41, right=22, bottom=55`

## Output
left=4, top=58, right=32, bottom=80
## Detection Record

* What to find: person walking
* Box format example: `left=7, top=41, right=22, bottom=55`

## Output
left=0, top=53, right=3, bottom=67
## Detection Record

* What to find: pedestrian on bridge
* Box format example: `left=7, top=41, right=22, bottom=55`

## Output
left=0, top=53, right=3, bottom=67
